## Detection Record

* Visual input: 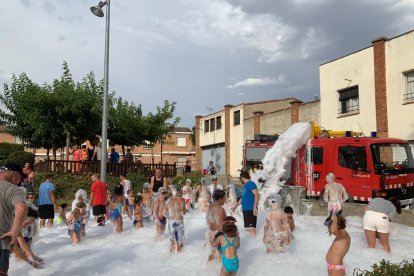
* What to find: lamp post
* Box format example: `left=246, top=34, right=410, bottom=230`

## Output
left=91, top=0, right=110, bottom=181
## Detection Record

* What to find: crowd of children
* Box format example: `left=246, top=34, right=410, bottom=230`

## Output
left=17, top=171, right=362, bottom=276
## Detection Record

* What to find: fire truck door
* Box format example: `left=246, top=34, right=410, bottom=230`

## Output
left=335, top=145, right=371, bottom=201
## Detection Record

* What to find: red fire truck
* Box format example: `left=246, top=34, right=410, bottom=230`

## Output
left=292, top=124, right=414, bottom=205
left=243, top=134, right=278, bottom=173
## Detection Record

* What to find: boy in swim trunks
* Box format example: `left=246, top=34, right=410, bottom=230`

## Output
left=154, top=187, right=168, bottom=239
left=164, top=185, right=186, bottom=252
left=210, top=216, right=240, bottom=276
left=182, top=179, right=193, bottom=211
left=325, top=214, right=350, bottom=276
left=263, top=194, right=291, bottom=253
left=134, top=195, right=144, bottom=229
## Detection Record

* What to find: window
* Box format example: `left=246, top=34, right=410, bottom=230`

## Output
left=216, top=116, right=222, bottom=130
left=204, top=120, right=209, bottom=132
left=338, top=86, right=359, bottom=115
left=210, top=118, right=216, bottom=132
left=234, top=110, right=240, bottom=126
left=177, top=137, right=186, bottom=147
left=143, top=140, right=151, bottom=149
left=338, top=146, right=367, bottom=172
left=306, top=147, right=323, bottom=165
left=404, top=71, right=414, bottom=103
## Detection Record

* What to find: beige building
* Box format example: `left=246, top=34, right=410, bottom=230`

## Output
left=320, top=30, right=414, bottom=149
left=195, top=98, right=320, bottom=177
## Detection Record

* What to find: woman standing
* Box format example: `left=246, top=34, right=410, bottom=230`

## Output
left=363, top=197, right=401, bottom=252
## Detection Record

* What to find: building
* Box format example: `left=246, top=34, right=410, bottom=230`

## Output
left=320, top=30, right=414, bottom=150
left=195, top=98, right=320, bottom=177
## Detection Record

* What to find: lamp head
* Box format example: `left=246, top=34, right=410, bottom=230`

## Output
left=90, top=1, right=107, bottom=17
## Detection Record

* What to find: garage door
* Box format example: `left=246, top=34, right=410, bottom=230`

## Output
left=202, top=144, right=226, bottom=175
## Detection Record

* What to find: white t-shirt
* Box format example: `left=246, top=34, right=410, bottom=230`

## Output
left=123, top=179, right=131, bottom=198
left=208, top=184, right=223, bottom=196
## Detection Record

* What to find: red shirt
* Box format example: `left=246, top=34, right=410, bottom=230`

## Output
left=91, top=180, right=107, bottom=206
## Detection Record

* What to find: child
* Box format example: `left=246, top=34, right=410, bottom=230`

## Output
left=76, top=202, right=87, bottom=236
left=58, top=203, right=69, bottom=224
left=196, top=178, right=210, bottom=212
left=134, top=195, right=144, bottom=229
left=109, top=187, right=124, bottom=233
left=263, top=194, right=291, bottom=253
left=211, top=216, right=240, bottom=276
left=72, top=189, right=91, bottom=236
left=283, top=206, right=295, bottom=232
left=325, top=214, right=350, bottom=276
left=66, top=206, right=83, bottom=244
left=323, top=173, right=348, bottom=214
left=154, top=187, right=168, bottom=239
left=141, top=182, right=153, bottom=221
left=127, top=190, right=135, bottom=218
left=182, top=179, right=193, bottom=211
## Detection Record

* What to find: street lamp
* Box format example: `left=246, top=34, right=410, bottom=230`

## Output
left=91, top=0, right=110, bottom=181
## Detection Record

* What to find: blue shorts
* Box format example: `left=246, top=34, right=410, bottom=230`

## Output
left=159, top=216, right=167, bottom=225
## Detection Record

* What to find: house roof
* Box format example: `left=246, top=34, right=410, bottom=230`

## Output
left=174, top=127, right=192, bottom=133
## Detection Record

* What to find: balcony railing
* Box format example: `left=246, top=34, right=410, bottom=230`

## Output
left=34, top=160, right=177, bottom=178
left=403, top=92, right=414, bottom=104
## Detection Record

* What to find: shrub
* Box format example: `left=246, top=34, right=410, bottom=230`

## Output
left=6, top=151, right=35, bottom=167
left=170, top=171, right=204, bottom=188
left=33, top=172, right=148, bottom=204
left=0, top=142, right=24, bottom=164
left=353, top=259, right=414, bottom=276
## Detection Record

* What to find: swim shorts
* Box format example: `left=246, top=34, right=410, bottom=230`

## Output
left=168, top=220, right=185, bottom=244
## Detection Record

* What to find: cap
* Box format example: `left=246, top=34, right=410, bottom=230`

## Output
left=158, top=187, right=167, bottom=193
left=143, top=182, right=151, bottom=189
left=211, top=175, right=218, bottom=180
left=2, top=163, right=24, bottom=175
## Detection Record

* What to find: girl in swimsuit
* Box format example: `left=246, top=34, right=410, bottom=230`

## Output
left=66, top=207, right=83, bottom=244
left=109, top=193, right=123, bottom=233
left=211, top=216, right=240, bottom=276
left=134, top=195, right=144, bottom=229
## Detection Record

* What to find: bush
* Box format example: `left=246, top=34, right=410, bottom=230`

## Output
left=6, top=151, right=35, bottom=167
left=0, top=142, right=24, bottom=164
left=170, top=171, right=204, bottom=188
left=353, top=259, right=414, bottom=276
left=33, top=172, right=149, bottom=204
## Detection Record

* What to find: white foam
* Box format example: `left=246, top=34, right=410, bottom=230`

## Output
left=251, top=122, right=311, bottom=208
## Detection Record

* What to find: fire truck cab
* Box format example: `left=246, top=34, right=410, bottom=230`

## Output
left=243, top=134, right=278, bottom=173
left=292, top=126, right=414, bottom=205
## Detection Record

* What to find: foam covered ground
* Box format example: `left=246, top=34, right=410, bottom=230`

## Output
left=9, top=209, right=414, bottom=276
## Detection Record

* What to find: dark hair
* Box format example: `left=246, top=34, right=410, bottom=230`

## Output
left=60, top=203, right=68, bottom=209
left=284, top=206, right=294, bottom=214
left=135, top=195, right=142, bottom=204
left=239, top=171, right=250, bottom=180
left=222, top=216, right=238, bottom=237
left=114, top=184, right=123, bottom=196
left=76, top=202, right=86, bottom=209
left=389, top=197, right=402, bottom=214
left=27, top=207, right=39, bottom=219
left=120, top=173, right=127, bottom=178
left=213, top=189, right=225, bottom=201
left=325, top=214, right=347, bottom=234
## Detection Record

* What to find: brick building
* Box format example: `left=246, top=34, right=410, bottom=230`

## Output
left=320, top=29, right=414, bottom=150
left=195, top=98, right=320, bottom=177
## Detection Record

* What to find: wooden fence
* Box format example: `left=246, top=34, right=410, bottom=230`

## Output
left=34, top=160, right=177, bottom=178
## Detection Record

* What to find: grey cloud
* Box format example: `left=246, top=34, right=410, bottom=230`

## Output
left=58, top=35, right=66, bottom=42
left=58, top=15, right=82, bottom=24
left=43, top=1, right=56, bottom=14
left=19, top=0, right=30, bottom=8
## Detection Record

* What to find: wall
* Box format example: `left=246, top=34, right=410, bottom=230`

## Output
left=243, top=98, right=295, bottom=120
left=320, top=47, right=377, bottom=133
left=199, top=110, right=225, bottom=147
left=299, top=100, right=320, bottom=124
left=385, top=32, right=414, bottom=141
left=229, top=106, right=244, bottom=176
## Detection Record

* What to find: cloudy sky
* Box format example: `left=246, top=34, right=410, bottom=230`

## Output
left=1, top=0, right=414, bottom=127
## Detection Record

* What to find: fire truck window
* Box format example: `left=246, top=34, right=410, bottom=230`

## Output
left=338, top=146, right=367, bottom=171
left=306, top=147, right=323, bottom=165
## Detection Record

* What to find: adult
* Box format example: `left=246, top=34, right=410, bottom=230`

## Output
left=126, top=148, right=134, bottom=163
left=183, top=160, right=192, bottom=175
left=109, top=148, right=120, bottom=163
left=207, top=161, right=216, bottom=175
left=0, top=164, right=27, bottom=275
left=71, top=189, right=91, bottom=236
left=72, top=145, right=81, bottom=172
left=92, top=143, right=102, bottom=162
left=90, top=174, right=108, bottom=222
left=164, top=185, right=186, bottom=252
left=87, top=143, right=95, bottom=161
left=363, top=197, right=401, bottom=252
left=150, top=168, right=169, bottom=196
left=233, top=171, right=259, bottom=236
left=38, top=174, right=57, bottom=228
left=22, top=163, right=32, bottom=176
left=206, top=189, right=226, bottom=261
left=208, top=175, right=224, bottom=201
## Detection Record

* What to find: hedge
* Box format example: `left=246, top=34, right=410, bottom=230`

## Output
left=0, top=142, right=25, bottom=164
left=353, top=259, right=414, bottom=276
left=6, top=151, right=35, bottom=167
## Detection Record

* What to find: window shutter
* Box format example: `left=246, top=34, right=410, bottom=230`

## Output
left=339, top=87, right=358, bottom=100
